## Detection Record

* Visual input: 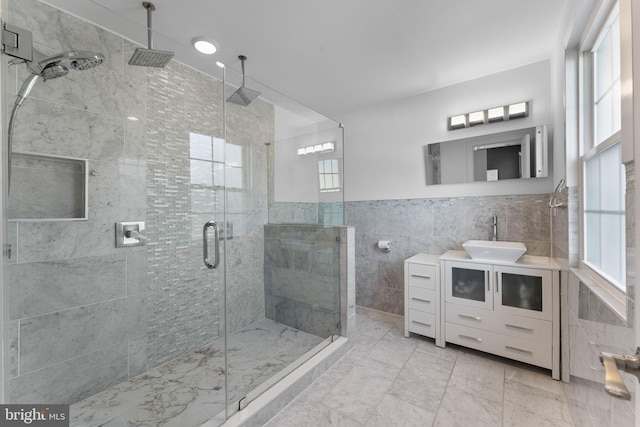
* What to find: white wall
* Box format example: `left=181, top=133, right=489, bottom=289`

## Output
left=337, top=60, right=556, bottom=201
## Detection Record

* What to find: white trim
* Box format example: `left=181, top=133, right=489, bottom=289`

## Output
left=571, top=265, right=627, bottom=322
left=582, top=130, right=622, bottom=159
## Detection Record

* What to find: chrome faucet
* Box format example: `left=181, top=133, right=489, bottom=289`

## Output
left=600, top=347, right=640, bottom=400
left=492, top=216, right=497, bottom=241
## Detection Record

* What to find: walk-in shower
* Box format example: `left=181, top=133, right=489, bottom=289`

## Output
left=2, top=1, right=349, bottom=425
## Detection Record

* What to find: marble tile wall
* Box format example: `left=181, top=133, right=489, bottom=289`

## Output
left=345, top=194, right=551, bottom=315
left=6, top=0, right=275, bottom=405
left=224, top=98, right=273, bottom=334
left=264, top=224, right=343, bottom=338
left=145, top=60, right=224, bottom=368
left=561, top=163, right=637, bottom=426
left=6, top=0, right=148, bottom=404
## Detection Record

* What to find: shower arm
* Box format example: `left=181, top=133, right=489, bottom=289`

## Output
left=144, top=1, right=154, bottom=50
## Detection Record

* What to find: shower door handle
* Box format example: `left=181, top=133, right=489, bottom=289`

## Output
left=203, top=221, right=220, bottom=269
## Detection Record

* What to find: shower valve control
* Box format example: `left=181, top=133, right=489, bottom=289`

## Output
left=115, top=221, right=147, bottom=247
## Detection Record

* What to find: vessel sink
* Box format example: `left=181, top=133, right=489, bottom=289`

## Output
left=462, top=240, right=527, bottom=263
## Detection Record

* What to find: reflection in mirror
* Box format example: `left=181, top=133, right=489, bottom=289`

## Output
left=424, top=125, right=548, bottom=185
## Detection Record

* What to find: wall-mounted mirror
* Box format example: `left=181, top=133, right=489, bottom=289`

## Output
left=424, top=125, right=548, bottom=185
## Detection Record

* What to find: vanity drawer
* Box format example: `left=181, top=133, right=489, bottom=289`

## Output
left=408, top=310, right=436, bottom=338
left=446, top=303, right=493, bottom=329
left=407, top=263, right=437, bottom=289
left=498, top=335, right=552, bottom=369
left=446, top=323, right=552, bottom=369
left=446, top=303, right=551, bottom=343
left=495, top=313, right=552, bottom=343
left=408, top=287, right=436, bottom=313
left=445, top=322, right=494, bottom=354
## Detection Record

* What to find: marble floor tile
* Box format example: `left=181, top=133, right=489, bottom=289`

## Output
left=503, top=380, right=574, bottom=426
left=364, top=394, right=435, bottom=427
left=264, top=400, right=362, bottom=427
left=268, top=306, right=577, bottom=427
left=70, top=318, right=323, bottom=427
left=321, top=354, right=401, bottom=421
left=354, top=306, right=402, bottom=340
left=71, top=307, right=579, bottom=427
left=434, top=388, right=504, bottom=427
left=446, top=350, right=506, bottom=404
left=505, top=365, right=565, bottom=396
left=387, top=350, right=455, bottom=413
left=367, top=326, right=417, bottom=368
left=413, top=335, right=460, bottom=362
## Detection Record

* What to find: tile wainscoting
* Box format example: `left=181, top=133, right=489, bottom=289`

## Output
left=345, top=194, right=551, bottom=315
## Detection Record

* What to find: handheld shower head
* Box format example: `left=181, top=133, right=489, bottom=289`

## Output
left=8, top=48, right=105, bottom=192
left=26, top=49, right=105, bottom=80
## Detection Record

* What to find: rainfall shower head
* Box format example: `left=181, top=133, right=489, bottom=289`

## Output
left=227, top=55, right=261, bottom=107
left=128, top=2, right=174, bottom=68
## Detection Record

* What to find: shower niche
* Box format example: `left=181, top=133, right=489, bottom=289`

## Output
left=8, top=152, right=88, bottom=221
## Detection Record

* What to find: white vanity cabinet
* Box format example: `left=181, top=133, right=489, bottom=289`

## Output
left=404, top=254, right=443, bottom=347
left=441, top=250, right=560, bottom=379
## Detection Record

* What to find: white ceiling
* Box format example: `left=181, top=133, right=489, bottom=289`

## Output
left=44, top=0, right=574, bottom=118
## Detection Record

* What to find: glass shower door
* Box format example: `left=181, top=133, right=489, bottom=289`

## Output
left=2, top=1, right=229, bottom=425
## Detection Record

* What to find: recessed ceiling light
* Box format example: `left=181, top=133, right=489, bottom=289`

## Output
left=216, top=61, right=225, bottom=68
left=192, top=38, right=217, bottom=55
left=127, top=116, right=139, bottom=121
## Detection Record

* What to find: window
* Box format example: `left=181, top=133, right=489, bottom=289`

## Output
left=580, top=2, right=626, bottom=291
left=593, top=5, right=621, bottom=144
left=318, top=159, right=341, bottom=193
left=583, top=142, right=625, bottom=287
left=189, top=132, right=225, bottom=187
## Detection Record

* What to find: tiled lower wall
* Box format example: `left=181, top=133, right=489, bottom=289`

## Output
left=346, top=194, right=551, bottom=314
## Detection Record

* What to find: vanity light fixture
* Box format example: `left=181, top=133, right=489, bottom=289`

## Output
left=487, top=107, right=506, bottom=123
left=448, top=101, right=529, bottom=130
left=192, top=38, right=218, bottom=55
left=297, top=141, right=335, bottom=156
left=449, top=115, right=466, bottom=130
left=468, top=111, right=485, bottom=127
left=508, top=102, right=528, bottom=119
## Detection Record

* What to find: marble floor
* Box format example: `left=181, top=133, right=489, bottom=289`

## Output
left=69, top=319, right=325, bottom=427
left=265, top=306, right=576, bottom=427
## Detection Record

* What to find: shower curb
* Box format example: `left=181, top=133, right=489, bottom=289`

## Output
left=208, top=336, right=351, bottom=427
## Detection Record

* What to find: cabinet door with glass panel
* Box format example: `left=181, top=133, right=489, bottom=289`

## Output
left=494, top=266, right=553, bottom=321
left=444, top=261, right=493, bottom=310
